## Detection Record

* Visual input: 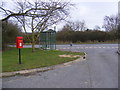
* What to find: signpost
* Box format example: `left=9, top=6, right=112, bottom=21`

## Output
left=16, top=37, right=23, bottom=64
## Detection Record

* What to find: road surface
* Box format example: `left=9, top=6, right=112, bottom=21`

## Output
left=2, top=44, right=118, bottom=88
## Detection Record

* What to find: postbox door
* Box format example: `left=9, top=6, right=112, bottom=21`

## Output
left=18, top=40, right=23, bottom=48
left=16, top=37, right=23, bottom=48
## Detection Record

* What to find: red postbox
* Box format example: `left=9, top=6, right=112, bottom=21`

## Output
left=16, top=37, right=24, bottom=48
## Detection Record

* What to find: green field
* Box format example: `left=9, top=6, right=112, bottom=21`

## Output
left=2, top=48, right=84, bottom=72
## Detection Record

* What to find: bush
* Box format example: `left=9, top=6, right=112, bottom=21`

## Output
left=56, top=29, right=118, bottom=43
left=2, top=21, right=21, bottom=50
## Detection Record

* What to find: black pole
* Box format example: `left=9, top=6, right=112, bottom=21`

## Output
left=19, top=48, right=22, bottom=64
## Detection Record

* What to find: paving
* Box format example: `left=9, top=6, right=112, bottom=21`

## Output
left=2, top=44, right=118, bottom=88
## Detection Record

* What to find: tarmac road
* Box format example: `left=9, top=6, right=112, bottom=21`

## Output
left=2, top=44, right=118, bottom=88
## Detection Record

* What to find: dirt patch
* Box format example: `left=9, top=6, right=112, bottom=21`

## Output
left=58, top=55, right=81, bottom=58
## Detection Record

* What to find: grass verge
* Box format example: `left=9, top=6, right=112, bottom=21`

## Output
left=2, top=48, right=84, bottom=72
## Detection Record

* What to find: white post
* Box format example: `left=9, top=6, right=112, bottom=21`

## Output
left=118, top=1, right=120, bottom=52
left=118, top=1, right=120, bottom=15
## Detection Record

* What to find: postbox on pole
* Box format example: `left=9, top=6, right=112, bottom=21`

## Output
left=16, top=36, right=24, bottom=64
left=16, top=37, right=23, bottom=48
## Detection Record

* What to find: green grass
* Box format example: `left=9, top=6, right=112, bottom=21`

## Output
left=2, top=48, right=84, bottom=72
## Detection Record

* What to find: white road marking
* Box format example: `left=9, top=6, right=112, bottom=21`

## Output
left=80, top=47, right=84, bottom=48
left=89, top=47, right=92, bottom=48
left=58, top=46, right=118, bottom=49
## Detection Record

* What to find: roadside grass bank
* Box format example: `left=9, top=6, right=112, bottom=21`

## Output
left=2, top=48, right=84, bottom=72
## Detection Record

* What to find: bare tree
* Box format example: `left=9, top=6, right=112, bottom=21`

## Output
left=0, top=0, right=72, bottom=52
left=102, top=15, right=118, bottom=32
left=67, top=20, right=87, bottom=31
left=94, top=25, right=101, bottom=30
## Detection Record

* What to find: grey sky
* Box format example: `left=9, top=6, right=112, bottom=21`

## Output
left=56, top=1, right=118, bottom=31
left=0, top=0, right=119, bottom=31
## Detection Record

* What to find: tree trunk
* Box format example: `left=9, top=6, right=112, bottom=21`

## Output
left=32, top=31, right=35, bottom=52
left=31, top=17, right=35, bottom=52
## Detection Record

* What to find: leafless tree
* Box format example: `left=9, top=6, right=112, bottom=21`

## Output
left=94, top=25, right=101, bottom=30
left=102, top=15, right=118, bottom=32
left=0, top=0, right=72, bottom=52
left=67, top=20, right=87, bottom=31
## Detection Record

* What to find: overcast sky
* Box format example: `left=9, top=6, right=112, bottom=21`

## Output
left=1, top=0, right=119, bottom=32
left=56, top=0, right=119, bottom=31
